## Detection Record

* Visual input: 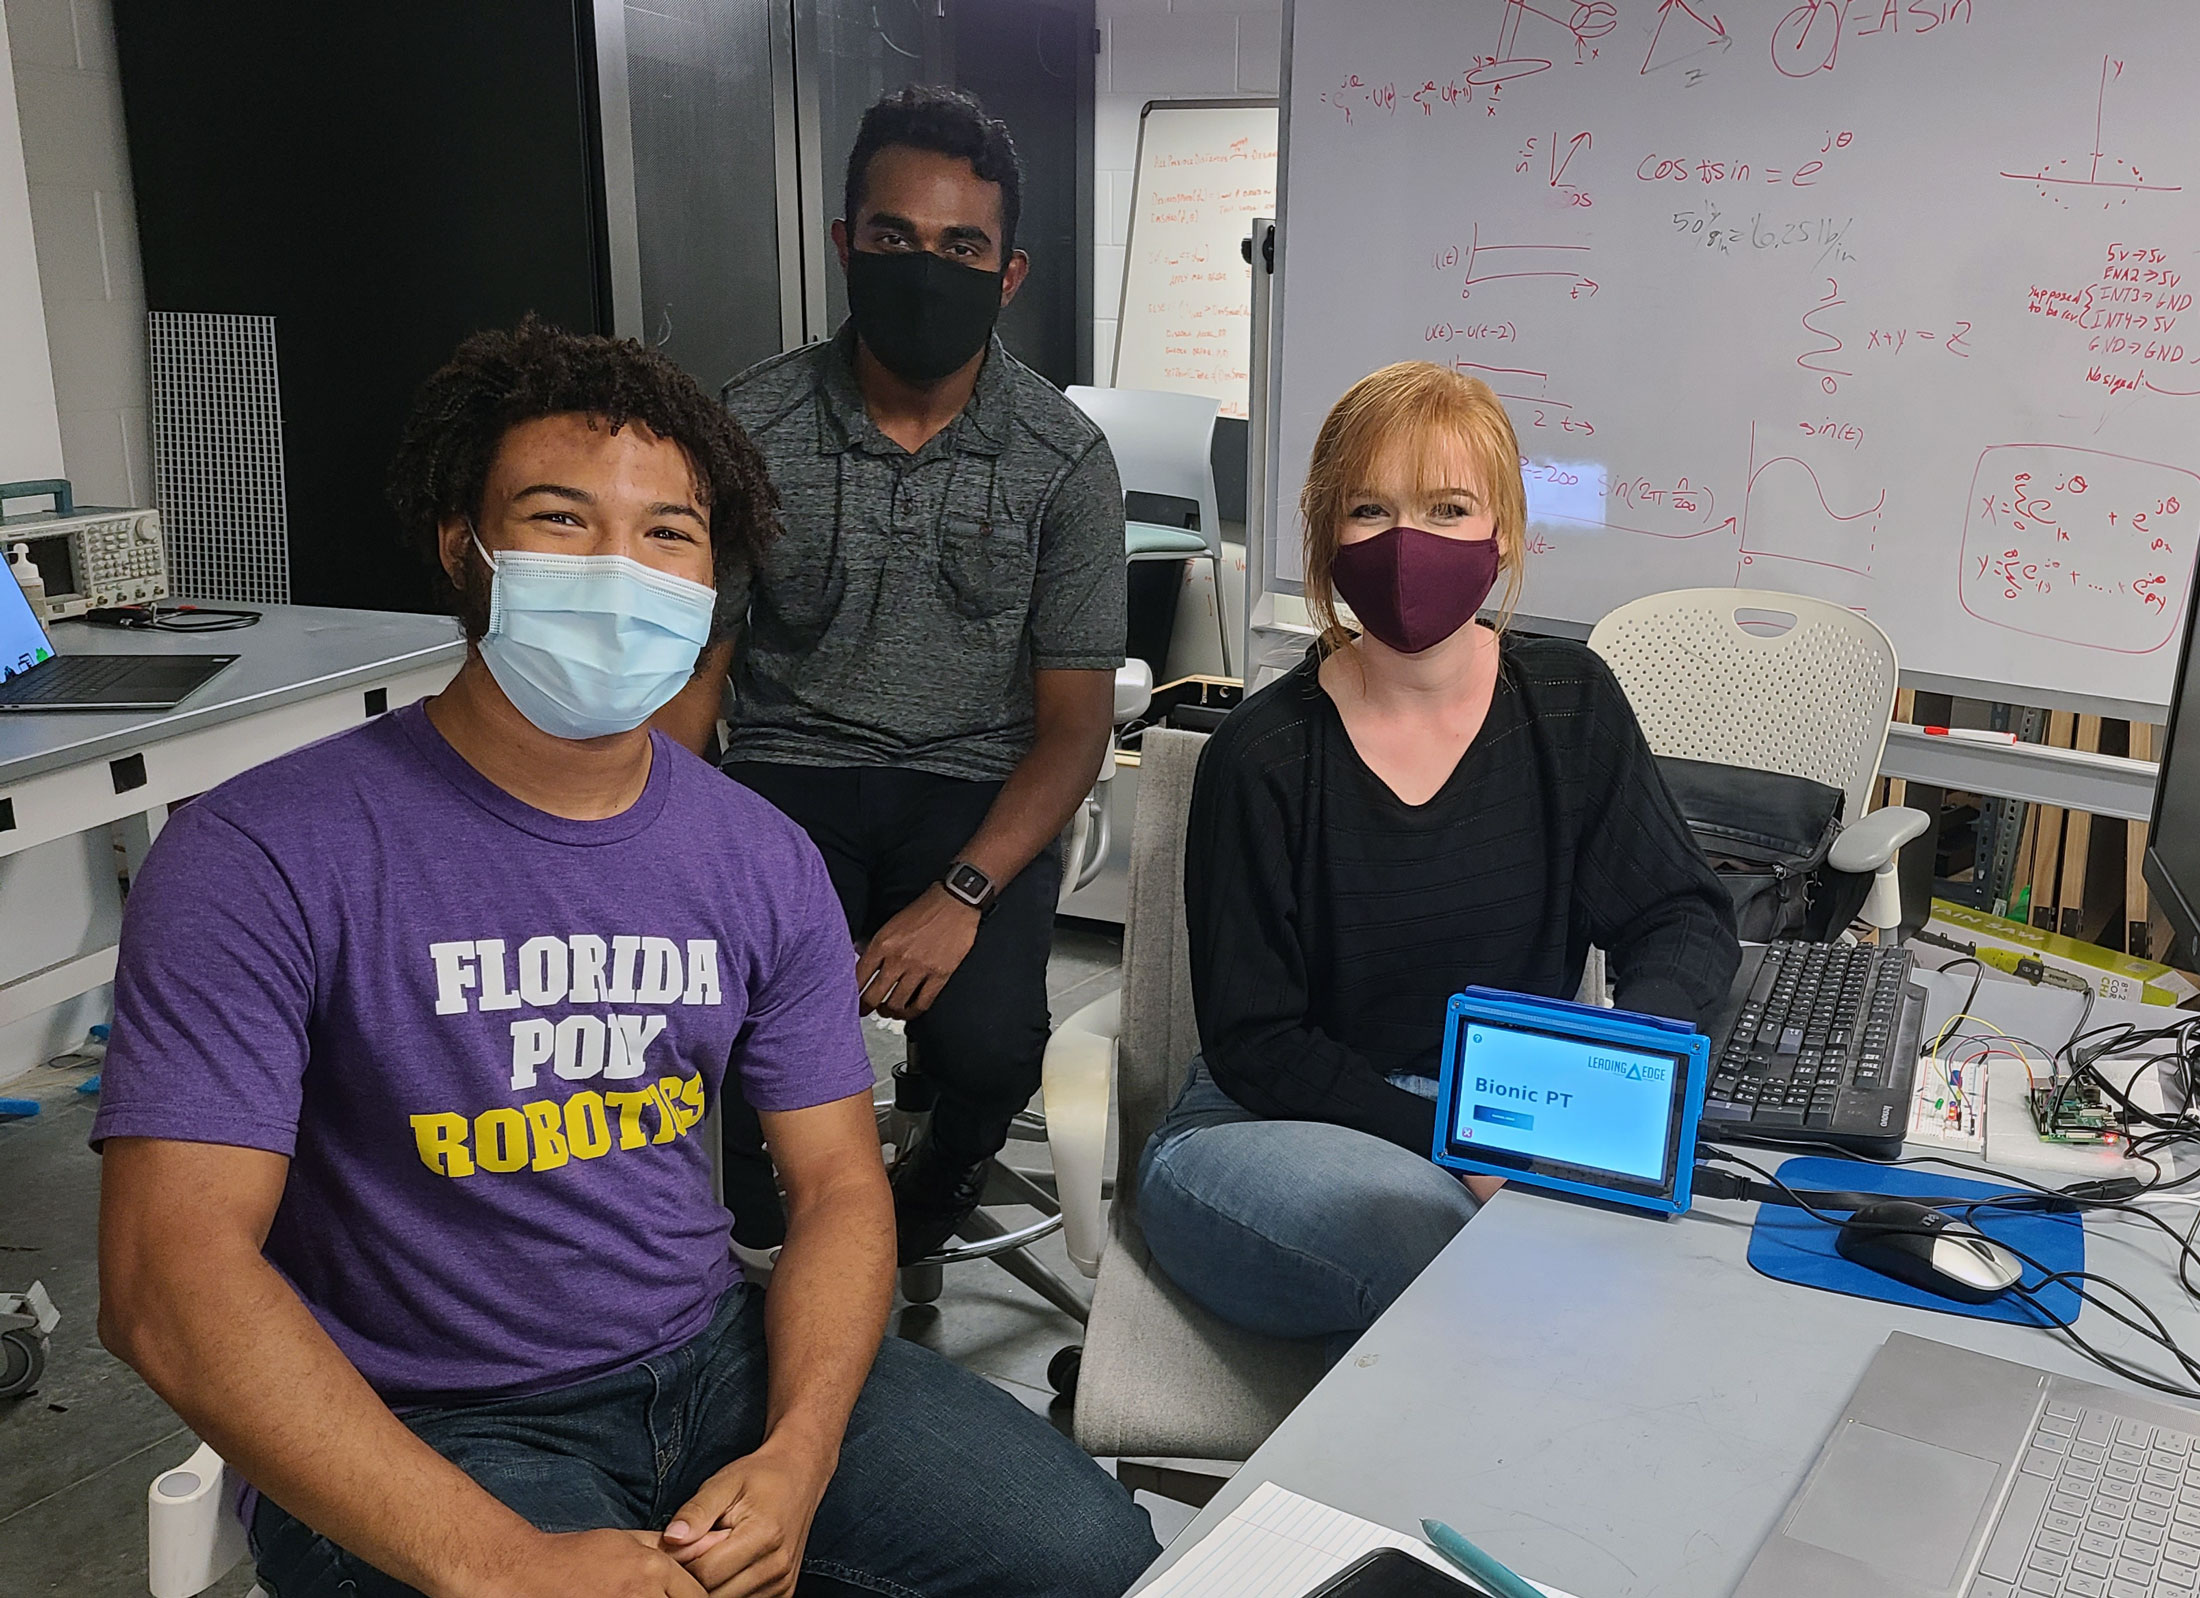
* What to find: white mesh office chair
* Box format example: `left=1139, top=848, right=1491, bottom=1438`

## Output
left=1586, top=588, right=1930, bottom=936
left=1066, top=386, right=1234, bottom=679
left=1042, top=728, right=1326, bottom=1504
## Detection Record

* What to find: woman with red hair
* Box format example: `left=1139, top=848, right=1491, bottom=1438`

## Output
left=1138, top=361, right=1739, bottom=1355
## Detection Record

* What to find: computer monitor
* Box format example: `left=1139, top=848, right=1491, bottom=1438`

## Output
left=1430, top=987, right=1710, bottom=1217
left=2145, top=585, right=2200, bottom=967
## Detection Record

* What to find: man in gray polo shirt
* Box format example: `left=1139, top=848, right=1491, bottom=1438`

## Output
left=660, top=86, right=1124, bottom=1265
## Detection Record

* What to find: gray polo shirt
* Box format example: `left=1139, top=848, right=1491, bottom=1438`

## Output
left=721, top=325, right=1126, bottom=782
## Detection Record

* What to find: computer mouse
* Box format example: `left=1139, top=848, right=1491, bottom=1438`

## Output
left=1833, top=1200, right=2024, bottom=1304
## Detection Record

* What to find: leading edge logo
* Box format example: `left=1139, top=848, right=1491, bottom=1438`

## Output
left=1586, top=1053, right=1668, bottom=1085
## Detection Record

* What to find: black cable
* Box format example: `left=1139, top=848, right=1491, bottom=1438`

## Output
left=83, top=602, right=260, bottom=633
left=1702, top=1137, right=2200, bottom=1303
left=1922, top=956, right=1986, bottom=1051
left=2039, top=1010, right=2200, bottom=1173
left=1690, top=1165, right=2074, bottom=1213
left=1706, top=1146, right=2200, bottom=1399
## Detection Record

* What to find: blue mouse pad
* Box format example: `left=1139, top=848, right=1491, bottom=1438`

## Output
left=1745, top=1156, right=2084, bottom=1326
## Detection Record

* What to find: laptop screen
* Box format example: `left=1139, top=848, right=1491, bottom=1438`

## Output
left=0, top=565, right=55, bottom=684
left=1434, top=990, right=1707, bottom=1212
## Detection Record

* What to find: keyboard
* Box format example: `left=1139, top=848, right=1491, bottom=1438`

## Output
left=0, top=656, right=144, bottom=702
left=0, top=651, right=235, bottom=710
left=1972, top=1401, right=2200, bottom=1597
left=1699, top=940, right=1928, bottom=1157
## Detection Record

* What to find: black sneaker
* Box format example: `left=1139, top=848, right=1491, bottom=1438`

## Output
left=890, top=1135, right=991, bottom=1266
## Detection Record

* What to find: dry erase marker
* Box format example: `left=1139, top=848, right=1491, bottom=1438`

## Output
left=1920, top=726, right=2018, bottom=745
left=1421, top=1518, right=1543, bottom=1598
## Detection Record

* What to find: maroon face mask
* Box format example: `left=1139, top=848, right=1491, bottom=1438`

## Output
left=1328, top=526, right=1501, bottom=654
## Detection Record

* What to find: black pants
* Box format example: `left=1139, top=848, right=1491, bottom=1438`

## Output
left=720, top=762, right=1061, bottom=1248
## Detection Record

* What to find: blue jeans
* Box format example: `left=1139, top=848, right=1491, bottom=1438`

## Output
left=1136, top=1061, right=1480, bottom=1354
left=250, top=1284, right=1157, bottom=1597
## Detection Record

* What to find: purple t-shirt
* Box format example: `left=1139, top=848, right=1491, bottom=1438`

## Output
left=92, top=703, right=874, bottom=1406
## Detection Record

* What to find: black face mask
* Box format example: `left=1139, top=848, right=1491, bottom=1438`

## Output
left=845, top=249, right=1005, bottom=385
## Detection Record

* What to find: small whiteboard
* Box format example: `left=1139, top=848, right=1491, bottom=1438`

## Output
left=1113, top=100, right=1279, bottom=421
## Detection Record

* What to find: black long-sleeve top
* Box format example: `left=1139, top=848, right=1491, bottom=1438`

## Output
left=1185, top=634, right=1741, bottom=1154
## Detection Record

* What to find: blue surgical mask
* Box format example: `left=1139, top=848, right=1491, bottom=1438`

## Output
left=472, top=535, right=716, bottom=741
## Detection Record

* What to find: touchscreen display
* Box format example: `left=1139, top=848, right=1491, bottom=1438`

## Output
left=1450, top=1020, right=1683, bottom=1183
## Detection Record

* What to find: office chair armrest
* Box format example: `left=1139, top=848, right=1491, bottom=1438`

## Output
left=1114, top=660, right=1154, bottom=726
left=1042, top=991, right=1121, bottom=1279
left=149, top=1440, right=249, bottom=1598
left=1827, top=805, right=1931, bottom=875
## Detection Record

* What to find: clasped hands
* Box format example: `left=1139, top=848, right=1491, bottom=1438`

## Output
left=484, top=1439, right=830, bottom=1598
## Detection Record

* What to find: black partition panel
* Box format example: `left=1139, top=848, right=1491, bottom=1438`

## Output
left=805, top=0, right=1095, bottom=387
left=113, top=2, right=613, bottom=616
left=627, top=0, right=788, bottom=391
left=947, top=0, right=1093, bottom=389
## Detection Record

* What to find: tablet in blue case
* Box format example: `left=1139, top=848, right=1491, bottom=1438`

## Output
left=1431, top=986, right=1710, bottom=1216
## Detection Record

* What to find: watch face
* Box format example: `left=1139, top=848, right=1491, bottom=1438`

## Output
left=946, top=863, right=989, bottom=900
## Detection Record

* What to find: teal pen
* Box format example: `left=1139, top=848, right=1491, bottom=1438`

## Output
left=1420, top=1518, right=1544, bottom=1598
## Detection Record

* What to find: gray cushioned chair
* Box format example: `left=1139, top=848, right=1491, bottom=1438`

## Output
left=1043, top=727, right=1325, bottom=1503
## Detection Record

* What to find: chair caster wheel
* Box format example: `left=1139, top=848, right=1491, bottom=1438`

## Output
left=1048, top=1344, right=1082, bottom=1399
left=900, top=1262, right=944, bottom=1304
left=0, top=1329, right=44, bottom=1399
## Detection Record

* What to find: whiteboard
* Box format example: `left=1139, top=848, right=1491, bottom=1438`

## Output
left=1270, top=0, right=2200, bottom=710
left=1114, top=100, right=1280, bottom=421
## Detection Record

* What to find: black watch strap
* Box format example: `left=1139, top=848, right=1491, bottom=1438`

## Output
left=940, top=860, right=1000, bottom=916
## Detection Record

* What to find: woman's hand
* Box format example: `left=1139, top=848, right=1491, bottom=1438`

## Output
left=1460, top=1172, right=1506, bottom=1205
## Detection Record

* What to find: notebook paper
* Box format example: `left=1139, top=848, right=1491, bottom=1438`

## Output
left=1138, top=1480, right=1581, bottom=1598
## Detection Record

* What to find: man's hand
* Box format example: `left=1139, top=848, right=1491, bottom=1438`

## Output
left=658, top=1442, right=834, bottom=1597
left=856, top=884, right=980, bottom=1019
left=475, top=1528, right=708, bottom=1598
left=1461, top=1172, right=1506, bottom=1205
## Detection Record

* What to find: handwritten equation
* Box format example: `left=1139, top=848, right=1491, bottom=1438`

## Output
left=1798, top=417, right=1868, bottom=449
left=2025, top=244, right=2198, bottom=399
left=1795, top=279, right=1970, bottom=394
left=1325, top=0, right=1621, bottom=129
left=1670, top=207, right=1855, bottom=264
left=1772, top=0, right=1973, bottom=79
left=1637, top=150, right=1832, bottom=185
left=1958, top=445, right=2200, bottom=653
left=1424, top=320, right=1520, bottom=343
left=1520, top=460, right=1732, bottom=542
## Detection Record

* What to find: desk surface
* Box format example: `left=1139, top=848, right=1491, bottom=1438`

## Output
left=0, top=605, right=463, bottom=787
left=1138, top=973, right=2200, bottom=1597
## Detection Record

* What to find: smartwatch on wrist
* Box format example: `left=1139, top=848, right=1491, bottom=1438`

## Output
left=940, top=859, right=1000, bottom=916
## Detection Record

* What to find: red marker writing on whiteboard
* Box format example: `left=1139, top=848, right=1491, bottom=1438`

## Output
left=1920, top=726, right=2019, bottom=745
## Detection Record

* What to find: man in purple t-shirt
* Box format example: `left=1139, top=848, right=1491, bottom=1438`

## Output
left=93, top=321, right=1155, bottom=1598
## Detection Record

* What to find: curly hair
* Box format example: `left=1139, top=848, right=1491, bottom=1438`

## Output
left=387, top=317, right=777, bottom=639
left=845, top=85, right=1023, bottom=257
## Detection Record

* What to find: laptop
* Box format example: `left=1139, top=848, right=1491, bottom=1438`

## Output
left=1739, top=1331, right=2200, bottom=1597
left=1430, top=986, right=1711, bottom=1216
left=0, top=564, right=235, bottom=711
